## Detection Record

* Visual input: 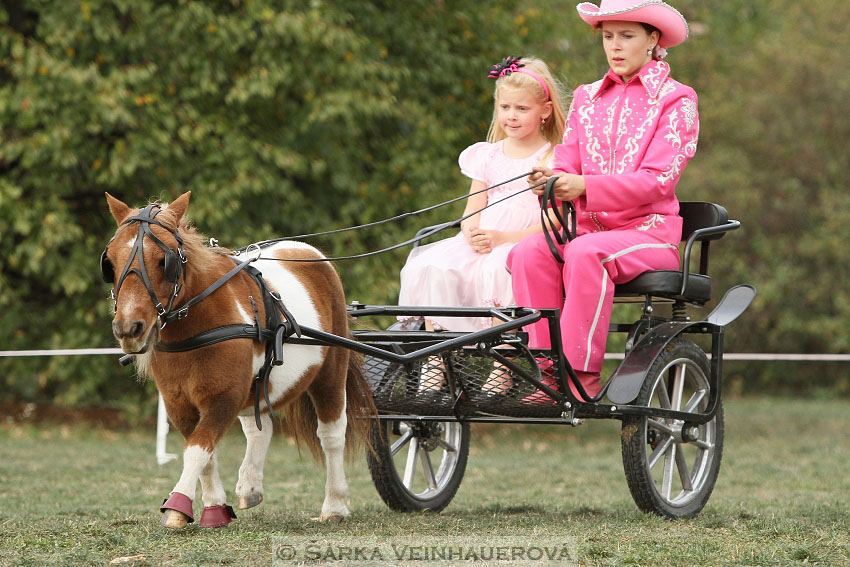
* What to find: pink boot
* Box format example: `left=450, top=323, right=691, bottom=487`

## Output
left=199, top=504, right=237, bottom=528
left=521, top=369, right=601, bottom=405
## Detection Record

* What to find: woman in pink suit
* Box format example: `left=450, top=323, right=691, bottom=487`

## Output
left=509, top=0, right=699, bottom=402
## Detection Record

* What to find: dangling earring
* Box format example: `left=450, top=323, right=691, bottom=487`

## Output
left=648, top=47, right=655, bottom=57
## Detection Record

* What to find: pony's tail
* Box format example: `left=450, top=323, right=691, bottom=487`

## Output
left=282, top=345, right=377, bottom=464
left=342, top=350, right=378, bottom=459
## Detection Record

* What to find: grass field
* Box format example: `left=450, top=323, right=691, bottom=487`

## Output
left=1, top=397, right=848, bottom=566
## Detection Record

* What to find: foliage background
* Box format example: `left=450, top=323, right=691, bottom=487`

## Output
left=1, top=0, right=848, bottom=413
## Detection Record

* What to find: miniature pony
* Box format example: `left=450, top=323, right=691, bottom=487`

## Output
left=101, top=191, right=374, bottom=528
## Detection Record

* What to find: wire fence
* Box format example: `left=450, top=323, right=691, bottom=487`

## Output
left=3, top=348, right=848, bottom=467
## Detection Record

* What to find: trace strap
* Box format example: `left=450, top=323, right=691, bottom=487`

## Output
left=540, top=176, right=577, bottom=263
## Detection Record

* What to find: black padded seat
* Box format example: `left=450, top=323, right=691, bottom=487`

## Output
left=613, top=202, right=735, bottom=305
left=615, top=270, right=712, bottom=303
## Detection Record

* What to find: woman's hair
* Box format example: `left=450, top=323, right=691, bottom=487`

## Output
left=486, top=56, right=567, bottom=165
left=594, top=22, right=663, bottom=58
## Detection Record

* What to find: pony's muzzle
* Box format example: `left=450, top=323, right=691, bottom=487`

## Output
left=112, top=316, right=157, bottom=354
left=113, top=318, right=147, bottom=341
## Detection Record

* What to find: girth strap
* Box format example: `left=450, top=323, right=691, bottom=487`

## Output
left=243, top=264, right=301, bottom=431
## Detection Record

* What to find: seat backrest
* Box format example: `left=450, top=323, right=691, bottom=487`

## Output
left=679, top=202, right=729, bottom=241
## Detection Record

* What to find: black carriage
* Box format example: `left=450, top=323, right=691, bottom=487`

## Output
left=295, top=200, right=754, bottom=519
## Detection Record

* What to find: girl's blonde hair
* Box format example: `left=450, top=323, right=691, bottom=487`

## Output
left=486, top=56, right=567, bottom=165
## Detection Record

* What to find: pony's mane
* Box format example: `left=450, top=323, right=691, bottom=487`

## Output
left=176, top=216, right=233, bottom=263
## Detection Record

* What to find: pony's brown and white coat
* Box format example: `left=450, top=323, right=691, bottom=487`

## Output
left=103, top=192, right=374, bottom=528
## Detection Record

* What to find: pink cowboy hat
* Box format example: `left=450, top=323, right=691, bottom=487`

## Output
left=576, top=0, right=689, bottom=48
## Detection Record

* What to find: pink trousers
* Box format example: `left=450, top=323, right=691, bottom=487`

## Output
left=507, top=230, right=680, bottom=377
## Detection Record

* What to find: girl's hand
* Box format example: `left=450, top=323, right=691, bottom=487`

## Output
left=461, top=223, right=478, bottom=245
left=468, top=228, right=505, bottom=254
left=528, top=166, right=555, bottom=189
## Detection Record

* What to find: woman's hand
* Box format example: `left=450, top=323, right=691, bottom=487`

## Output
left=528, top=167, right=586, bottom=202
left=467, top=228, right=506, bottom=254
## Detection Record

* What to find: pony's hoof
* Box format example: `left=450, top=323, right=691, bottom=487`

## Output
left=199, top=504, right=237, bottom=528
left=237, top=493, right=263, bottom=510
left=160, top=492, right=194, bottom=529
left=160, top=509, right=191, bottom=529
left=317, top=513, right=346, bottom=523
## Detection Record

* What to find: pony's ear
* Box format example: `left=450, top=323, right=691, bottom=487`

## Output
left=161, top=191, right=192, bottom=229
left=105, top=192, right=132, bottom=226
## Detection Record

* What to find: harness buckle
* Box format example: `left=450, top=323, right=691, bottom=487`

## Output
left=176, top=307, right=189, bottom=320
left=172, top=283, right=182, bottom=298
left=109, top=289, right=117, bottom=313
left=155, top=303, right=166, bottom=317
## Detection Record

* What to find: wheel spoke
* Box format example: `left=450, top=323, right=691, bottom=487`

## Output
left=675, top=443, right=693, bottom=491
left=648, top=418, right=674, bottom=436
left=683, top=389, right=707, bottom=413
left=648, top=435, right=674, bottom=469
left=656, top=377, right=672, bottom=409
left=419, top=448, right=438, bottom=490
left=436, top=437, right=457, bottom=453
left=402, top=437, right=419, bottom=489
left=390, top=430, right=414, bottom=457
left=670, top=363, right=685, bottom=412
left=662, top=443, right=677, bottom=500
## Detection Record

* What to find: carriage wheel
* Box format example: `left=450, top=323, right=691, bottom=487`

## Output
left=367, top=418, right=469, bottom=512
left=621, top=339, right=724, bottom=519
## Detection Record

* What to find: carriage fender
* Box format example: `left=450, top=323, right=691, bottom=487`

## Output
left=606, top=320, right=704, bottom=406
left=606, top=284, right=756, bottom=406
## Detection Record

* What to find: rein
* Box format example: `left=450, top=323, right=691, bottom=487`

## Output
left=248, top=176, right=576, bottom=264
left=540, top=176, right=577, bottom=262
left=247, top=175, right=569, bottom=263
left=244, top=171, right=535, bottom=250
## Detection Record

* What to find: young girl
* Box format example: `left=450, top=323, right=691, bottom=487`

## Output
left=509, top=0, right=699, bottom=403
left=397, top=56, right=566, bottom=396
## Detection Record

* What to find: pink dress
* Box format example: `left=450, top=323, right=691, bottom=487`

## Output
left=398, top=140, right=551, bottom=331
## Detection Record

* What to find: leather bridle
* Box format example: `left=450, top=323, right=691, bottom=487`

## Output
left=101, top=204, right=187, bottom=324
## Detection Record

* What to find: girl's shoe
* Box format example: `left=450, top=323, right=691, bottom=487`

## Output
left=520, top=374, right=559, bottom=405
left=480, top=361, right=514, bottom=396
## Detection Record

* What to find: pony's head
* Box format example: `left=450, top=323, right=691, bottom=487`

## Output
left=102, top=192, right=191, bottom=354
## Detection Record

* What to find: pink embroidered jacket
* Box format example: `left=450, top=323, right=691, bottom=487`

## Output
left=554, top=60, right=699, bottom=243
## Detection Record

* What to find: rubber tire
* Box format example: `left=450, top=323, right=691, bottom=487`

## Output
left=367, top=419, right=469, bottom=512
left=621, top=338, right=724, bottom=519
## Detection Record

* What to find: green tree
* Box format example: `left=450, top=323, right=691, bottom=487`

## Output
left=0, top=0, right=538, bottom=409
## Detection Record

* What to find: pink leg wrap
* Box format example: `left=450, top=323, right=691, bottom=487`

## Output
left=199, top=504, right=237, bottom=528
left=160, top=492, right=194, bottom=523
